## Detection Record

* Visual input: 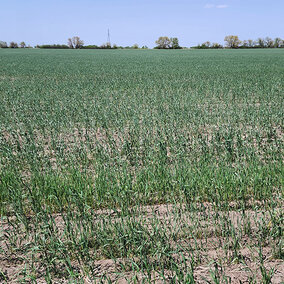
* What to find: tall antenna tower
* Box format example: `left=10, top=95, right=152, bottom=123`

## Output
left=107, top=29, right=111, bottom=47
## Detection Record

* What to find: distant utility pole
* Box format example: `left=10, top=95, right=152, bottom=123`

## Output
left=107, top=29, right=111, bottom=47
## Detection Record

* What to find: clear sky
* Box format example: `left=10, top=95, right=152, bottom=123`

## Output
left=1, top=0, right=283, bottom=47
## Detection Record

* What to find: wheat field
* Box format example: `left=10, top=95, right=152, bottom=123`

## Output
left=0, top=48, right=283, bottom=283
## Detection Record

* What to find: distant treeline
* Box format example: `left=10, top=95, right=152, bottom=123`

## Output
left=193, top=36, right=284, bottom=49
left=1, top=35, right=284, bottom=50
left=35, top=44, right=69, bottom=49
left=0, top=41, right=147, bottom=50
left=0, top=41, right=32, bottom=48
left=81, top=44, right=149, bottom=49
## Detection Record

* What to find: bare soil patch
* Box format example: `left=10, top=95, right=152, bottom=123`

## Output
left=0, top=202, right=283, bottom=283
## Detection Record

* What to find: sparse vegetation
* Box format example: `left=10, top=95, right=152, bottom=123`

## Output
left=0, top=48, right=283, bottom=283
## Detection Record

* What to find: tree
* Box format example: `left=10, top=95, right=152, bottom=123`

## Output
left=20, top=42, right=26, bottom=48
left=9, top=42, right=18, bottom=48
left=68, top=38, right=73, bottom=48
left=224, top=35, right=241, bottom=48
left=197, top=41, right=211, bottom=49
left=100, top=43, right=112, bottom=49
left=67, top=36, right=84, bottom=49
left=241, top=40, right=248, bottom=48
left=155, top=36, right=171, bottom=49
left=247, top=39, right=255, bottom=48
left=257, top=38, right=265, bottom=48
left=264, top=37, right=274, bottom=48
left=0, top=41, right=8, bottom=48
left=132, top=43, right=139, bottom=49
left=204, top=41, right=211, bottom=48
left=170, top=37, right=181, bottom=49
left=202, top=41, right=211, bottom=48
left=274, top=38, right=282, bottom=48
left=211, top=42, right=223, bottom=49
left=37, top=44, right=69, bottom=49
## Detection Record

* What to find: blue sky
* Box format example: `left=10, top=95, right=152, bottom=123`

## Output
left=1, top=0, right=283, bottom=47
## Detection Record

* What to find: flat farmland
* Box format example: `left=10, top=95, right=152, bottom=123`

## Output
left=0, top=49, right=283, bottom=283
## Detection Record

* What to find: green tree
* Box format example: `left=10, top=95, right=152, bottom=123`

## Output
left=170, top=37, right=181, bottom=49
left=202, top=41, right=211, bottom=48
left=197, top=41, right=211, bottom=49
left=274, top=38, right=282, bottom=48
left=211, top=42, right=223, bottom=49
left=20, top=41, right=26, bottom=48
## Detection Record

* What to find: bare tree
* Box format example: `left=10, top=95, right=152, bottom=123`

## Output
left=9, top=42, right=18, bottom=48
left=68, top=38, right=74, bottom=49
left=155, top=36, right=171, bottom=49
left=257, top=38, right=265, bottom=48
left=274, top=37, right=282, bottom=48
left=67, top=36, right=84, bottom=49
left=0, top=41, right=8, bottom=48
left=20, top=42, right=26, bottom=48
left=247, top=39, right=255, bottom=48
left=224, top=35, right=241, bottom=48
left=242, top=40, right=248, bottom=48
left=264, top=37, right=274, bottom=48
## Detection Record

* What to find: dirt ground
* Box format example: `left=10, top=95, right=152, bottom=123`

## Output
left=0, top=203, right=283, bottom=283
